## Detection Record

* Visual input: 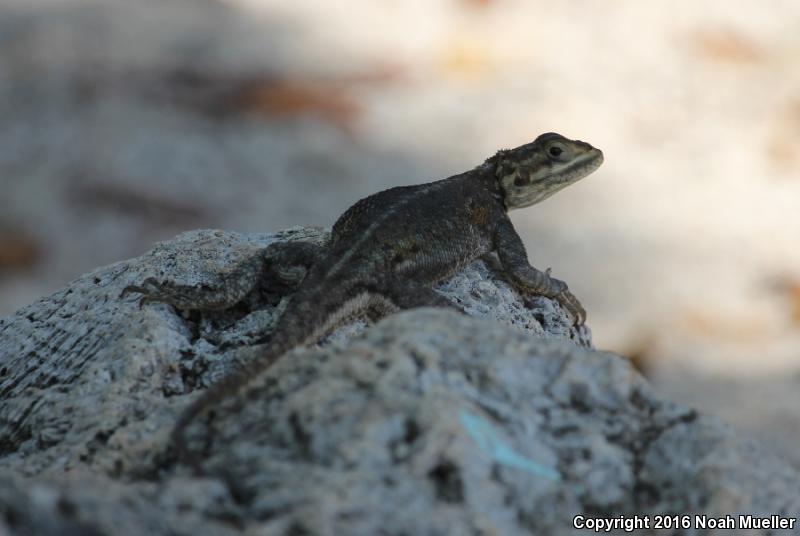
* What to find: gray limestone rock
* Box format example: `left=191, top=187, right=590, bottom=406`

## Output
left=1, top=229, right=798, bottom=535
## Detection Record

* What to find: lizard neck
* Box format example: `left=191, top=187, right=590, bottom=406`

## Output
left=471, top=160, right=508, bottom=212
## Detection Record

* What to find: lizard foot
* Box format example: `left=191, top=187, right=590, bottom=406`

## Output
left=553, top=287, right=586, bottom=326
left=529, top=270, right=584, bottom=325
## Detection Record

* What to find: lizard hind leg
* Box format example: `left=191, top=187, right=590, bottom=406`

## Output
left=121, top=251, right=269, bottom=311
left=120, top=239, right=326, bottom=311
left=263, top=240, right=325, bottom=289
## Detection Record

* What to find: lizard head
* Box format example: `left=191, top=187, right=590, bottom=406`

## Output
left=493, top=132, right=603, bottom=210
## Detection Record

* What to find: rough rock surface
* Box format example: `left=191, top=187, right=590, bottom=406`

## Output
left=1, top=229, right=798, bottom=535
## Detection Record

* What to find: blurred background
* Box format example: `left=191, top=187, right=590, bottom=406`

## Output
left=1, top=0, right=799, bottom=465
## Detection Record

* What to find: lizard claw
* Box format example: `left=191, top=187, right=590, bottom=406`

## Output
left=555, top=288, right=586, bottom=326
left=536, top=273, right=583, bottom=325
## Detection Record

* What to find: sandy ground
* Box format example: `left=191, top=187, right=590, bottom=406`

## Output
left=1, top=0, right=799, bottom=465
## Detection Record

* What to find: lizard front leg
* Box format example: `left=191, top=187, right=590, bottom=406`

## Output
left=493, top=217, right=586, bottom=325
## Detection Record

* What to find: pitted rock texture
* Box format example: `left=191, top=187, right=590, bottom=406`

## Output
left=1, top=229, right=798, bottom=535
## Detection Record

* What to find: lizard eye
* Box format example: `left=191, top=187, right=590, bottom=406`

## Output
left=548, top=146, right=563, bottom=157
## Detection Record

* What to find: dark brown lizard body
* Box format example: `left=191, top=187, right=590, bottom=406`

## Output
left=122, top=132, right=603, bottom=465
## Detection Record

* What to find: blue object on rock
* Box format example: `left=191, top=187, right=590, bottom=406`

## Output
left=459, top=409, right=561, bottom=481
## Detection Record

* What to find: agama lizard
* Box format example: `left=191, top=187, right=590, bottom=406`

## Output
left=122, top=132, right=603, bottom=463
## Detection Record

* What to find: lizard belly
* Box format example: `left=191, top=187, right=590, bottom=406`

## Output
left=311, top=291, right=395, bottom=341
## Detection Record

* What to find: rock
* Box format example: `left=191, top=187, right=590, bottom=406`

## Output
left=1, top=228, right=798, bottom=535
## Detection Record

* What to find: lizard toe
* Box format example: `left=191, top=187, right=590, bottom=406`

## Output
left=555, top=289, right=586, bottom=326
left=120, top=284, right=148, bottom=299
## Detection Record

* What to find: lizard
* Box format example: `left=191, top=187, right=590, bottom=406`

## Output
left=121, top=131, right=604, bottom=465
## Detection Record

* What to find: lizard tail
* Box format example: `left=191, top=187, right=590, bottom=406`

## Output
left=169, top=288, right=354, bottom=470
left=169, top=326, right=301, bottom=472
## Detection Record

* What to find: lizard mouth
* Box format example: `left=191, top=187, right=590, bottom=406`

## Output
left=557, top=148, right=603, bottom=183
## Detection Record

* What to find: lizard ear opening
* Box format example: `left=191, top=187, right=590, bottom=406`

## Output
left=494, top=159, right=512, bottom=182
left=513, top=168, right=530, bottom=187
